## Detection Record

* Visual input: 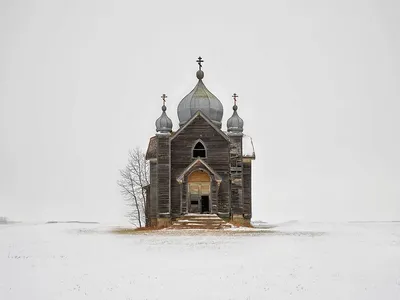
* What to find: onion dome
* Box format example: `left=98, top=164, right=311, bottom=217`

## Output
left=227, top=93, right=244, bottom=134
left=155, top=94, right=173, bottom=133
left=177, top=57, right=224, bottom=128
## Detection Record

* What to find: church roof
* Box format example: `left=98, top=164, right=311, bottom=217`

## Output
left=177, top=57, right=224, bottom=127
left=170, top=110, right=230, bottom=142
left=176, top=158, right=222, bottom=184
left=145, top=136, right=157, bottom=160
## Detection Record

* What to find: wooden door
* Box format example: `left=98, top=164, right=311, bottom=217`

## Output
left=188, top=171, right=210, bottom=213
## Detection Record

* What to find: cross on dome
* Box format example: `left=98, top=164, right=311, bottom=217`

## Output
left=177, top=56, right=223, bottom=127
left=196, top=56, right=204, bottom=70
left=161, top=93, right=167, bottom=105
left=232, top=93, right=238, bottom=105
left=155, top=93, right=172, bottom=133
left=227, top=92, right=243, bottom=133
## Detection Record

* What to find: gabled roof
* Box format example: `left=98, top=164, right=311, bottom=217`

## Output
left=176, top=158, right=222, bottom=183
left=145, top=136, right=157, bottom=160
left=170, top=110, right=230, bottom=142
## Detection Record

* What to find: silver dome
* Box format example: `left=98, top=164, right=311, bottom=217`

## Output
left=177, top=70, right=224, bottom=127
left=155, top=105, right=173, bottom=133
left=227, top=104, right=244, bottom=134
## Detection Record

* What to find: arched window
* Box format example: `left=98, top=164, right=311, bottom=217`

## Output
left=193, top=141, right=206, bottom=158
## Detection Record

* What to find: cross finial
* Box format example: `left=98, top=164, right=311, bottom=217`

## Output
left=161, top=93, right=167, bottom=105
left=196, top=56, right=204, bottom=70
left=232, top=93, right=238, bottom=105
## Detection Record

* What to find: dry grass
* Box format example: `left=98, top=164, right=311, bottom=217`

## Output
left=111, top=228, right=277, bottom=236
left=112, top=226, right=159, bottom=234
left=110, top=225, right=277, bottom=236
left=228, top=220, right=254, bottom=228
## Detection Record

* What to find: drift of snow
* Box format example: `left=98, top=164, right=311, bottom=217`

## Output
left=1, top=222, right=400, bottom=300
left=242, top=134, right=255, bottom=157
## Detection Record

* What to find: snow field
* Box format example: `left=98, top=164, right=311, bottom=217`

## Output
left=1, top=222, right=399, bottom=300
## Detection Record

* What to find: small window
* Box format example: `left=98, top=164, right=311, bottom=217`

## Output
left=193, top=141, right=206, bottom=158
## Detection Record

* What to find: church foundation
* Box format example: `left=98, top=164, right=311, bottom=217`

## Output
left=155, top=218, right=172, bottom=229
left=231, top=214, right=252, bottom=227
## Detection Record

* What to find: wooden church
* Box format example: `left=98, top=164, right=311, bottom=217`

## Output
left=145, top=57, right=255, bottom=228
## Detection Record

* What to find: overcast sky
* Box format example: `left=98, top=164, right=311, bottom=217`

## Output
left=1, top=0, right=399, bottom=223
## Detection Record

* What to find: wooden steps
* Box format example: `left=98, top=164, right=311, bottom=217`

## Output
left=169, top=214, right=233, bottom=230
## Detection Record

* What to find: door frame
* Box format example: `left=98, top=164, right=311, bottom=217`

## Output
left=186, top=168, right=212, bottom=214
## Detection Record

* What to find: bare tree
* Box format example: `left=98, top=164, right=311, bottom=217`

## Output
left=117, top=148, right=149, bottom=227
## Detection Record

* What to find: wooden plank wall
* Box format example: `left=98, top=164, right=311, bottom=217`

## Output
left=243, top=160, right=252, bottom=218
left=149, top=161, right=158, bottom=219
left=229, top=136, right=244, bottom=215
left=170, top=115, right=230, bottom=217
left=157, top=135, right=170, bottom=216
left=181, top=181, right=187, bottom=214
left=211, top=181, right=218, bottom=214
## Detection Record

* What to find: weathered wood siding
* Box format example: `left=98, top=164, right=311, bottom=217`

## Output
left=149, top=160, right=157, bottom=219
left=170, top=115, right=230, bottom=217
left=243, top=160, right=252, bottom=218
left=210, top=180, right=219, bottom=214
left=229, top=136, right=243, bottom=215
left=144, top=186, right=151, bottom=225
left=157, top=135, right=170, bottom=216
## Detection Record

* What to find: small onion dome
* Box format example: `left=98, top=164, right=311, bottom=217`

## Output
left=155, top=104, right=173, bottom=133
left=177, top=61, right=224, bottom=127
left=227, top=104, right=244, bottom=133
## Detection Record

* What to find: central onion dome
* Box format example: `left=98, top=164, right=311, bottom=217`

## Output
left=177, top=57, right=224, bottom=127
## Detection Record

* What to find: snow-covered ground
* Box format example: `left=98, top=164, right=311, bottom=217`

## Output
left=1, top=222, right=400, bottom=300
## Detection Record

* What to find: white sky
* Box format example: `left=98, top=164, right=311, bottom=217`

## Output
left=1, top=0, right=399, bottom=223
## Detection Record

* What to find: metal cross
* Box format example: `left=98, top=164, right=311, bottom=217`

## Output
left=161, top=93, right=167, bottom=105
left=232, top=93, right=238, bottom=105
left=196, top=56, right=204, bottom=69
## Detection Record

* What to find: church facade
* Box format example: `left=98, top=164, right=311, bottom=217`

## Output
left=145, top=58, right=255, bottom=228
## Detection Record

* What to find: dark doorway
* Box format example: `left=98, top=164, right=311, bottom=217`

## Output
left=201, top=196, right=210, bottom=213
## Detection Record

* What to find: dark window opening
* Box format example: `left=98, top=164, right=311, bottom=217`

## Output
left=193, top=142, right=206, bottom=158
left=191, top=200, right=198, bottom=205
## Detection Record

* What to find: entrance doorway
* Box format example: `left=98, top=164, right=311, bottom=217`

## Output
left=188, top=170, right=210, bottom=214
left=201, top=196, right=210, bottom=213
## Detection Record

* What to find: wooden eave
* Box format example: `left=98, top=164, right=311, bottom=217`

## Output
left=176, top=158, right=222, bottom=183
left=170, top=111, right=230, bottom=143
left=145, top=136, right=157, bottom=160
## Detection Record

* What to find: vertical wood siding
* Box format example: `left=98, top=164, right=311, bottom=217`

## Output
left=243, top=161, right=252, bottom=218
left=157, top=136, right=170, bottom=215
left=229, top=136, right=244, bottom=215
left=170, top=115, right=230, bottom=217
left=149, top=161, right=158, bottom=218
